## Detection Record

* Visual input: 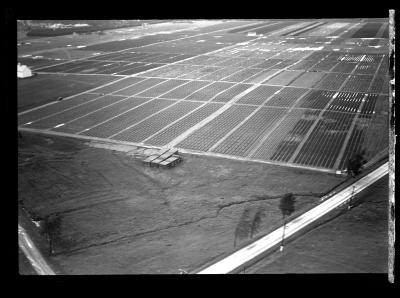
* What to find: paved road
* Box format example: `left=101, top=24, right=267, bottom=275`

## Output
left=18, top=224, right=55, bottom=275
left=197, top=162, right=388, bottom=274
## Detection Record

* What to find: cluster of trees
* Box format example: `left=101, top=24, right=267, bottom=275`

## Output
left=24, top=20, right=165, bottom=37
left=346, top=150, right=367, bottom=177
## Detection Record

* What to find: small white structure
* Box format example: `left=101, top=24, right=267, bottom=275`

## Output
left=17, top=63, right=33, bottom=78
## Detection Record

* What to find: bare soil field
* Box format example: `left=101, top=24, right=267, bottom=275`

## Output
left=18, top=74, right=119, bottom=112
left=18, top=132, right=345, bottom=274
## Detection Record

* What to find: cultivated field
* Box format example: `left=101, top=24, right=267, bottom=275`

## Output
left=19, top=19, right=389, bottom=173
left=18, top=19, right=389, bottom=274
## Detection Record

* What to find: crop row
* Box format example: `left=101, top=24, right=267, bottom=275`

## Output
left=177, top=105, right=256, bottom=151
left=295, top=90, right=336, bottom=110
left=111, top=101, right=202, bottom=143
left=135, top=80, right=188, bottom=97
left=293, top=110, right=356, bottom=169
left=236, top=85, right=281, bottom=105
left=325, top=92, right=364, bottom=113
left=313, top=73, right=348, bottom=91
left=25, top=95, right=124, bottom=130
left=18, top=93, right=101, bottom=125
left=159, top=81, right=211, bottom=99
left=341, top=75, right=374, bottom=93
left=113, top=78, right=167, bottom=96
left=91, top=77, right=147, bottom=94
left=221, top=68, right=264, bottom=83
left=146, top=103, right=223, bottom=146
left=53, top=97, right=151, bottom=134
left=265, top=87, right=309, bottom=107
left=212, top=84, right=252, bottom=102
left=184, top=82, right=236, bottom=101
left=80, top=98, right=175, bottom=138
left=251, top=109, right=320, bottom=162
left=212, top=107, right=287, bottom=157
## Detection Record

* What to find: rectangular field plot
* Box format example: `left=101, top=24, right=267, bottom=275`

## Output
left=242, top=69, right=281, bottom=84
left=23, top=95, right=126, bottom=130
left=337, top=114, right=373, bottom=170
left=313, top=73, right=348, bottom=91
left=198, top=67, right=243, bottom=81
left=353, top=62, right=380, bottom=75
left=358, top=114, right=388, bottom=160
left=178, top=66, right=221, bottom=80
left=90, top=77, right=147, bottom=94
left=254, top=59, right=284, bottom=69
left=113, top=78, right=167, bottom=96
left=330, top=62, right=358, bottom=73
left=236, top=85, right=281, bottom=105
left=177, top=105, right=256, bottom=152
left=326, top=92, right=364, bottom=113
left=184, top=82, right=236, bottom=101
left=52, top=97, right=152, bottom=134
left=115, top=63, right=162, bottom=75
left=308, top=59, right=339, bottom=72
left=295, top=90, right=336, bottom=110
left=293, top=110, right=356, bottom=169
left=111, top=101, right=202, bottom=143
left=159, top=81, right=211, bottom=99
left=85, top=62, right=129, bottom=74
left=221, top=68, right=264, bottom=83
left=351, top=22, right=383, bottom=38
left=369, top=75, right=389, bottom=94
left=18, top=93, right=102, bottom=126
left=288, top=59, right=318, bottom=71
left=270, top=59, right=297, bottom=69
left=264, top=70, right=304, bottom=86
left=37, top=60, right=84, bottom=73
left=108, top=63, right=150, bottom=75
left=212, top=84, right=252, bottom=102
left=134, top=80, right=188, bottom=97
left=80, top=98, right=175, bottom=138
left=265, top=87, right=309, bottom=107
left=341, top=75, right=374, bottom=93
left=289, top=72, right=325, bottom=88
left=212, top=107, right=287, bottom=157
left=252, top=109, right=320, bottom=162
left=146, top=103, right=223, bottom=146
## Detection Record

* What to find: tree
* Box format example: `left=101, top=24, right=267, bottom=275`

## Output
left=347, top=149, right=367, bottom=177
left=279, top=193, right=296, bottom=251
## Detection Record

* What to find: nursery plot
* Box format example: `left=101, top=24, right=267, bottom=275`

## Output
left=236, top=85, right=281, bottom=105
left=251, top=109, right=320, bottom=162
left=265, top=87, right=309, bottom=107
left=177, top=105, right=256, bottom=151
left=212, top=107, right=287, bottom=157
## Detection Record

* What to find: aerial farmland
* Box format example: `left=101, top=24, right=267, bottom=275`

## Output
left=18, top=19, right=390, bottom=274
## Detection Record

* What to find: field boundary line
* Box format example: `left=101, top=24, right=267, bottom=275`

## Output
left=76, top=97, right=155, bottom=134
left=18, top=126, right=339, bottom=174
left=247, top=88, right=313, bottom=158
left=19, top=21, right=263, bottom=116
left=208, top=87, right=283, bottom=152
left=17, top=76, right=129, bottom=116
left=30, top=20, right=261, bottom=71
left=331, top=94, right=368, bottom=170
left=287, top=54, right=365, bottom=164
left=333, top=53, right=386, bottom=169
left=45, top=96, right=136, bottom=131
left=140, top=102, right=210, bottom=143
